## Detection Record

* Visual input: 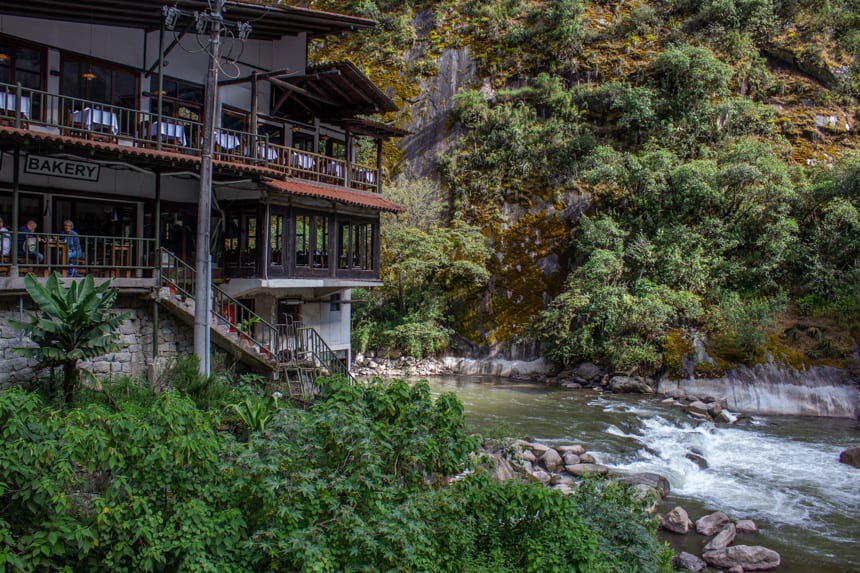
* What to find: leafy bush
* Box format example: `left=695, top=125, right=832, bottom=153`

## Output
left=0, top=377, right=672, bottom=572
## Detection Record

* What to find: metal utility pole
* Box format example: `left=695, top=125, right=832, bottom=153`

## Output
left=194, top=2, right=223, bottom=376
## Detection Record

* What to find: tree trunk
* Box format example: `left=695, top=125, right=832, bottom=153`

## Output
left=62, top=359, right=78, bottom=404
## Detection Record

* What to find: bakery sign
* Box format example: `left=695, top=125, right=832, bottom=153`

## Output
left=24, top=154, right=100, bottom=182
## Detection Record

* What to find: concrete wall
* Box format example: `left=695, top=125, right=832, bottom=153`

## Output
left=0, top=295, right=194, bottom=389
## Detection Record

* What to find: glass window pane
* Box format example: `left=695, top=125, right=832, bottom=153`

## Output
left=313, top=215, right=328, bottom=268
left=270, top=215, right=283, bottom=266
left=296, top=215, right=309, bottom=266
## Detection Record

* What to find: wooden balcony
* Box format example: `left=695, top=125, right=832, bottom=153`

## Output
left=0, top=82, right=382, bottom=193
left=0, top=233, right=157, bottom=279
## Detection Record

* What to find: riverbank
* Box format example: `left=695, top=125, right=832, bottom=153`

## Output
left=352, top=353, right=860, bottom=419
left=414, top=376, right=860, bottom=573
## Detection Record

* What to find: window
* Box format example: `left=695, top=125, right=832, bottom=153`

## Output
left=62, top=57, right=137, bottom=109
left=338, top=220, right=376, bottom=271
left=0, top=42, right=43, bottom=90
left=0, top=41, right=45, bottom=119
left=295, top=214, right=329, bottom=269
left=270, top=214, right=284, bottom=266
left=150, top=76, right=203, bottom=121
left=330, top=294, right=341, bottom=312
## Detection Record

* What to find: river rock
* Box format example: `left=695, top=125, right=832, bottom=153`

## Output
left=616, top=472, right=671, bottom=498
left=518, top=448, right=536, bottom=463
left=703, top=545, right=781, bottom=570
left=726, top=567, right=744, bottom=573
left=685, top=452, right=709, bottom=469
left=608, top=375, right=654, bottom=393
left=573, top=362, right=603, bottom=382
left=518, top=440, right=551, bottom=455
left=688, top=400, right=711, bottom=415
left=579, top=453, right=596, bottom=464
left=550, top=473, right=575, bottom=486
left=736, top=519, right=759, bottom=534
left=490, top=455, right=517, bottom=481
left=708, top=401, right=724, bottom=416
left=562, top=452, right=581, bottom=466
left=539, top=448, right=564, bottom=472
left=674, top=551, right=707, bottom=572
left=696, top=511, right=731, bottom=536
left=556, top=444, right=586, bottom=456
left=661, top=506, right=693, bottom=534
left=565, top=463, right=609, bottom=477
left=704, top=523, right=737, bottom=551
left=531, top=468, right=552, bottom=484
left=839, top=447, right=860, bottom=468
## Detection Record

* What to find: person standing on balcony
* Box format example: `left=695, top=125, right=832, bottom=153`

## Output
left=60, top=219, right=82, bottom=277
left=18, top=219, right=44, bottom=263
left=0, top=217, right=11, bottom=258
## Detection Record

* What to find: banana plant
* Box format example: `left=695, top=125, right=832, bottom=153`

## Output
left=10, top=272, right=130, bottom=404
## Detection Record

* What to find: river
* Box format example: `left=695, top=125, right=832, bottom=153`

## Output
left=415, top=376, right=860, bottom=573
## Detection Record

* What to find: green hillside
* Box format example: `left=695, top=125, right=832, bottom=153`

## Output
left=311, top=0, right=860, bottom=375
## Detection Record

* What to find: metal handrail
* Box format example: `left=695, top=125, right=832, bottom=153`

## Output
left=0, top=81, right=382, bottom=192
left=159, top=248, right=280, bottom=359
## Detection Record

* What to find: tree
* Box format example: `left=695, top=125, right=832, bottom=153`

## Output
left=10, top=273, right=130, bottom=403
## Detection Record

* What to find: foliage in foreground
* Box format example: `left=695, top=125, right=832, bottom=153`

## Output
left=0, top=378, right=671, bottom=572
left=9, top=273, right=130, bottom=404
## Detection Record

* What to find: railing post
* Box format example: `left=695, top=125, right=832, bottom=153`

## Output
left=14, top=82, right=22, bottom=129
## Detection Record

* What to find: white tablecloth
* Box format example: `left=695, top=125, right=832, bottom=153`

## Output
left=291, top=152, right=316, bottom=170
left=214, top=130, right=241, bottom=150
left=72, top=108, right=119, bottom=135
left=0, top=93, right=30, bottom=118
left=150, top=122, right=187, bottom=147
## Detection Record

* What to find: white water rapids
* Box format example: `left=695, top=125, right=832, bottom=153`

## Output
left=415, top=377, right=860, bottom=572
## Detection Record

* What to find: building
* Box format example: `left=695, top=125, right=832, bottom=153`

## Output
left=0, top=0, right=405, bottom=391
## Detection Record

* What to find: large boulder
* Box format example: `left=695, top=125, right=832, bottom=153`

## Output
left=696, top=511, right=731, bottom=536
left=704, top=523, right=737, bottom=552
left=703, top=545, right=781, bottom=571
left=617, top=472, right=671, bottom=498
left=539, top=448, right=564, bottom=472
left=674, top=552, right=707, bottom=572
left=736, top=519, right=759, bottom=534
left=562, top=452, right=581, bottom=466
left=565, top=463, right=610, bottom=477
left=661, top=506, right=693, bottom=534
left=556, top=444, right=586, bottom=456
left=489, top=455, right=517, bottom=481
left=573, top=362, right=603, bottom=382
left=608, top=375, right=654, bottom=393
left=839, top=447, right=860, bottom=468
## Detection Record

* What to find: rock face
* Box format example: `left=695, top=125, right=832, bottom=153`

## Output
left=703, top=545, right=781, bottom=571
left=658, top=363, right=859, bottom=418
left=696, top=511, right=731, bottom=536
left=662, top=506, right=693, bottom=534
left=839, top=447, right=860, bottom=468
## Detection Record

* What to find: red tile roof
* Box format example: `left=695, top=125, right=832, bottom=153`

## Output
left=0, top=125, right=404, bottom=213
left=263, top=179, right=404, bottom=213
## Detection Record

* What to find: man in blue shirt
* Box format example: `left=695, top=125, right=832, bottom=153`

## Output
left=61, top=219, right=82, bottom=276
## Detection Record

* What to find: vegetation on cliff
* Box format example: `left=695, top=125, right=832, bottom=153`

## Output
left=312, top=0, right=859, bottom=374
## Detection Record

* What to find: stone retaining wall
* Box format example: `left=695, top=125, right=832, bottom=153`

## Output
left=0, top=295, right=193, bottom=389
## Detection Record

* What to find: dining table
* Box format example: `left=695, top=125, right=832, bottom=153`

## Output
left=71, top=108, right=119, bottom=135
left=214, top=129, right=241, bottom=151
left=150, top=121, right=187, bottom=147
left=0, top=92, right=31, bottom=119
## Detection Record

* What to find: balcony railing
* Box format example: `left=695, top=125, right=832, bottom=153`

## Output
left=1, top=232, right=156, bottom=278
left=0, top=82, right=381, bottom=193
